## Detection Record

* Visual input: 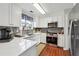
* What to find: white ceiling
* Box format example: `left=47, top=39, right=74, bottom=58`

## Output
left=16, top=3, right=41, bottom=17
left=16, top=3, right=74, bottom=17
left=40, top=3, right=74, bottom=15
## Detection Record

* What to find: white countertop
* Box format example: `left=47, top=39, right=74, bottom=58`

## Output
left=0, top=37, right=37, bottom=56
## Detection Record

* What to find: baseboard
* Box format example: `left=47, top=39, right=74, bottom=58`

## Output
left=63, top=48, right=69, bottom=50
left=57, top=46, right=63, bottom=48
left=40, top=42, right=46, bottom=44
left=37, top=42, right=63, bottom=48
left=36, top=43, right=40, bottom=47
left=36, top=42, right=46, bottom=47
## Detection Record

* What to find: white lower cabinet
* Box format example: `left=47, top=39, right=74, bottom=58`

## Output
left=40, top=33, right=46, bottom=43
left=19, top=45, right=37, bottom=56
left=33, top=33, right=46, bottom=44
left=33, top=33, right=41, bottom=45
left=58, top=34, right=64, bottom=47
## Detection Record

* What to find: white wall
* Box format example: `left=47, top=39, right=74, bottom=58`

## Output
left=64, top=8, right=72, bottom=50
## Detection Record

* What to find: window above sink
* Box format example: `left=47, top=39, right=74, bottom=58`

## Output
left=21, top=14, right=33, bottom=30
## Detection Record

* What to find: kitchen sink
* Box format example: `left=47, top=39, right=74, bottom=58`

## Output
left=14, top=35, right=23, bottom=37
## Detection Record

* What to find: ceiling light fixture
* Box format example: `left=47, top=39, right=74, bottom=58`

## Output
left=33, top=3, right=45, bottom=15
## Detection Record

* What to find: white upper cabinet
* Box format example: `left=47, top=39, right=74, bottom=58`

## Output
left=33, top=17, right=40, bottom=28
left=47, top=16, right=58, bottom=23
left=33, top=16, right=64, bottom=28
left=52, top=16, right=58, bottom=22
left=47, top=17, right=52, bottom=23
left=57, top=16, right=64, bottom=27
left=45, top=16, right=57, bottom=23
left=0, top=4, right=9, bottom=26
left=33, top=17, right=48, bottom=28
left=0, top=4, right=22, bottom=27
left=39, top=17, right=48, bottom=28
left=10, top=4, right=22, bottom=27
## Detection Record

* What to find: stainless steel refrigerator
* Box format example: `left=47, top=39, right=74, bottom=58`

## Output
left=71, top=20, right=79, bottom=56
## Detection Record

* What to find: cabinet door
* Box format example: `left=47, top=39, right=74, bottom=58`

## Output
left=0, top=4, right=9, bottom=26
left=39, top=18, right=48, bottom=28
left=47, top=17, right=57, bottom=23
left=11, top=4, right=22, bottom=27
left=52, top=16, right=58, bottom=22
left=58, top=34, right=64, bottom=47
left=40, top=33, right=46, bottom=43
left=33, top=17, right=39, bottom=28
left=58, top=16, right=64, bottom=27
left=47, top=17, right=52, bottom=23
left=33, top=34, right=40, bottom=45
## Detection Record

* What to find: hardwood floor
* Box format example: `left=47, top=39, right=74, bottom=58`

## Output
left=39, top=44, right=71, bottom=56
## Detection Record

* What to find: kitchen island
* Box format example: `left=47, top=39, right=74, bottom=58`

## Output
left=0, top=37, right=37, bottom=56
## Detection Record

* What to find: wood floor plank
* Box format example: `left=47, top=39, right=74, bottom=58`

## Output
left=39, top=44, right=71, bottom=56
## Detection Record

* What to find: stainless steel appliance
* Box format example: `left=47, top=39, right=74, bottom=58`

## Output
left=46, top=33, right=57, bottom=45
left=68, top=3, right=79, bottom=56
left=0, top=28, right=12, bottom=42
left=70, top=20, right=79, bottom=56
